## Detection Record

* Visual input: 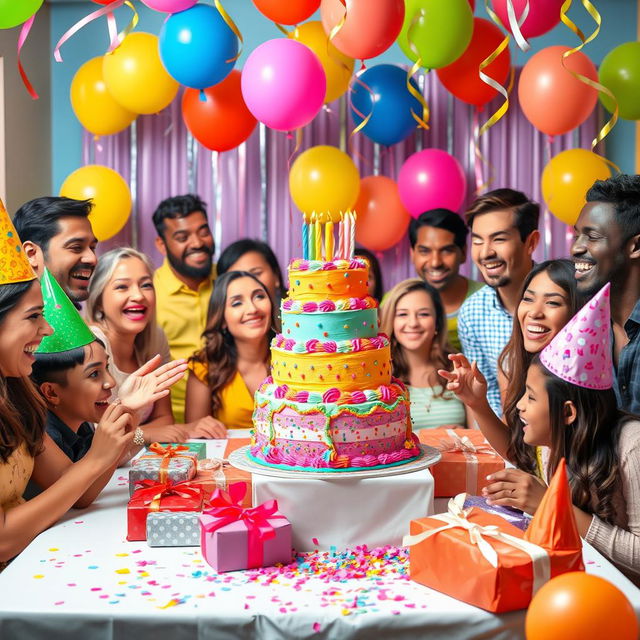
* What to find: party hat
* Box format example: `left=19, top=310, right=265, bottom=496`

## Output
left=539, top=283, right=612, bottom=390
left=0, top=199, right=36, bottom=284
left=36, top=268, right=96, bottom=354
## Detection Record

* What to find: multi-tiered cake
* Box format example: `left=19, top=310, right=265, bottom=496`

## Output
left=250, top=213, right=420, bottom=471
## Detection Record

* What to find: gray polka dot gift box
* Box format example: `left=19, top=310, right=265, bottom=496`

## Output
left=146, top=511, right=200, bottom=547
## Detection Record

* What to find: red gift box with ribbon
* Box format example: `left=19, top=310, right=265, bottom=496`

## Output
left=418, top=428, right=505, bottom=497
left=199, top=483, right=292, bottom=573
left=127, top=479, right=204, bottom=541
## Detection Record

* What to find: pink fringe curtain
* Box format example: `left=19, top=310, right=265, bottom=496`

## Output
left=83, top=69, right=599, bottom=290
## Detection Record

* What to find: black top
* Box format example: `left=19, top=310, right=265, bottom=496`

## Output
left=45, top=410, right=94, bottom=462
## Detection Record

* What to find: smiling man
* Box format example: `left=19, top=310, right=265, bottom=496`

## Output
left=14, top=197, right=98, bottom=305
left=152, top=194, right=216, bottom=422
left=457, top=188, right=540, bottom=416
left=571, top=174, right=640, bottom=413
left=409, top=209, right=483, bottom=351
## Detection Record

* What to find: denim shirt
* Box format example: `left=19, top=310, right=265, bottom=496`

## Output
left=614, top=298, right=640, bottom=414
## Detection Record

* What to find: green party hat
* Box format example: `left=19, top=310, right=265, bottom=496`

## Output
left=36, top=268, right=96, bottom=354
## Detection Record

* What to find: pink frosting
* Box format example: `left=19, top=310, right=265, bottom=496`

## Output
left=282, top=300, right=293, bottom=310
left=302, top=301, right=318, bottom=312
left=380, top=386, right=393, bottom=402
left=324, top=341, right=337, bottom=353
left=296, top=260, right=310, bottom=271
left=348, top=260, right=363, bottom=269
left=370, top=337, right=384, bottom=349
left=321, top=262, right=337, bottom=270
left=322, top=388, right=341, bottom=403
left=350, top=455, right=378, bottom=467
left=295, top=391, right=309, bottom=402
left=305, top=339, right=320, bottom=351
left=318, top=300, right=336, bottom=312
left=285, top=339, right=295, bottom=350
left=274, top=385, right=288, bottom=399
left=352, top=338, right=363, bottom=352
left=350, top=390, right=366, bottom=404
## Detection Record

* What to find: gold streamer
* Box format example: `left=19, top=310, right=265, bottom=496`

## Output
left=559, top=0, right=618, bottom=150
left=215, top=0, right=243, bottom=63
left=478, top=34, right=511, bottom=136
left=106, top=1, right=139, bottom=56
left=275, top=23, right=290, bottom=36
left=406, top=8, right=429, bottom=129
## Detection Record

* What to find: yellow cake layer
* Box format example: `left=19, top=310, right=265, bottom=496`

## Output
left=288, top=267, right=368, bottom=301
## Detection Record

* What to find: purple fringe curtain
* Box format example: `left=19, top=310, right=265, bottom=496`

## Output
left=83, top=69, right=598, bottom=290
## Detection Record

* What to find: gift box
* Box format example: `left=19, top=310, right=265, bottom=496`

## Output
left=404, top=459, right=584, bottom=613
left=458, top=494, right=531, bottom=531
left=146, top=511, right=200, bottom=547
left=418, top=428, right=505, bottom=497
left=129, top=443, right=198, bottom=496
left=152, top=442, right=207, bottom=460
left=199, top=483, right=292, bottom=573
left=181, top=459, right=228, bottom=504
left=127, top=480, right=204, bottom=541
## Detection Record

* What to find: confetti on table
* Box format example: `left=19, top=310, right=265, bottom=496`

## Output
left=48, top=548, right=59, bottom=552
left=312, top=622, right=321, bottom=632
left=116, top=568, right=131, bottom=574
left=33, top=574, right=44, bottom=579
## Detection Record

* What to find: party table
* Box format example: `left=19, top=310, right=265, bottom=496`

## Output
left=0, top=437, right=638, bottom=640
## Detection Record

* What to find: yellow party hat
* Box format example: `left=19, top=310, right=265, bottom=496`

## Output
left=0, top=199, right=36, bottom=285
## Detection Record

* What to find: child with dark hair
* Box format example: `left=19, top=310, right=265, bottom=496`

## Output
left=354, top=247, right=384, bottom=304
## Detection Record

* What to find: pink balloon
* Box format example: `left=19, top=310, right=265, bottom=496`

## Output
left=241, top=39, right=326, bottom=131
left=141, top=0, right=197, bottom=11
left=492, top=0, right=564, bottom=39
left=398, top=149, right=467, bottom=218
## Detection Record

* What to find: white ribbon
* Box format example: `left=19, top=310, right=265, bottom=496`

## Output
left=442, top=429, right=499, bottom=494
left=403, top=498, right=550, bottom=595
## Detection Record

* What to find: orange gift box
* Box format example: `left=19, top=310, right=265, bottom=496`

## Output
left=223, top=439, right=252, bottom=508
left=404, top=459, right=584, bottom=613
left=418, top=427, right=505, bottom=497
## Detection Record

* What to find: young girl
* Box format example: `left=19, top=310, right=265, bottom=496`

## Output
left=443, top=285, right=640, bottom=584
left=185, top=271, right=278, bottom=432
left=354, top=247, right=384, bottom=304
left=380, top=279, right=465, bottom=430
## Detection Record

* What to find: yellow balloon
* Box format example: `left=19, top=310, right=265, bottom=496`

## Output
left=289, top=145, right=360, bottom=221
left=290, top=21, right=354, bottom=104
left=60, top=165, right=132, bottom=241
left=71, top=57, right=137, bottom=136
left=103, top=32, right=179, bottom=115
left=541, top=149, right=612, bottom=225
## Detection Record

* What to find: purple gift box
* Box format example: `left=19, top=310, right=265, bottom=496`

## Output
left=462, top=494, right=531, bottom=531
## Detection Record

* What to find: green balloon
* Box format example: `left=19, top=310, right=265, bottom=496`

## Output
left=599, top=41, right=640, bottom=121
left=398, top=0, right=474, bottom=70
left=0, top=0, right=43, bottom=30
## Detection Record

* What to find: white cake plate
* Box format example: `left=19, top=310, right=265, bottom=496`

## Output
left=228, top=444, right=441, bottom=480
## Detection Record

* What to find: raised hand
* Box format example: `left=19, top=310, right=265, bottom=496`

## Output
left=85, top=402, right=135, bottom=470
left=438, top=353, right=488, bottom=410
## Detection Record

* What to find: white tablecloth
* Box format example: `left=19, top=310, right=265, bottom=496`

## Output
left=0, top=439, right=638, bottom=640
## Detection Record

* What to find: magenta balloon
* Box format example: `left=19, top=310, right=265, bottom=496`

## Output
left=241, top=39, right=327, bottom=131
left=141, top=0, right=197, bottom=11
left=398, top=149, right=467, bottom=218
left=492, top=0, right=564, bottom=38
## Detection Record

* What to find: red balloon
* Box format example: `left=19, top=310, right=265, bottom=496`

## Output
left=91, top=0, right=114, bottom=3
left=252, top=0, right=320, bottom=25
left=182, top=70, right=257, bottom=152
left=354, top=176, right=411, bottom=252
left=492, top=0, right=564, bottom=39
left=437, top=17, right=511, bottom=108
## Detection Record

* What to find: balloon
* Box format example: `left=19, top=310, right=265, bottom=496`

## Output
left=437, top=18, right=511, bottom=108
left=159, top=5, right=238, bottom=90
left=351, top=64, right=421, bottom=146
left=526, top=572, right=638, bottom=640
left=241, top=39, right=326, bottom=131
left=541, top=149, right=611, bottom=226
left=398, top=149, right=467, bottom=218
left=0, top=0, right=42, bottom=29
left=320, top=0, right=404, bottom=60
left=354, top=176, right=410, bottom=251
left=599, top=42, right=640, bottom=120
left=59, top=166, right=132, bottom=242
left=103, top=33, right=178, bottom=115
left=492, top=0, right=564, bottom=39
left=289, top=146, right=360, bottom=220
left=70, top=57, right=136, bottom=137
left=141, top=0, right=197, bottom=11
left=518, top=46, right=598, bottom=136
left=253, top=0, right=320, bottom=25
left=182, top=71, right=257, bottom=152
left=290, top=21, right=354, bottom=104
left=398, top=0, right=473, bottom=70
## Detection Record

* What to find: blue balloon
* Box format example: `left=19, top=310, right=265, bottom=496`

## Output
left=351, top=64, right=422, bottom=146
left=159, top=4, right=238, bottom=90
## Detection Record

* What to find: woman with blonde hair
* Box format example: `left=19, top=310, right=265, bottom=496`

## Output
left=380, top=278, right=466, bottom=430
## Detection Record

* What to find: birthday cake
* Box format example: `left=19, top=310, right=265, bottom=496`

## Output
left=250, top=213, right=420, bottom=471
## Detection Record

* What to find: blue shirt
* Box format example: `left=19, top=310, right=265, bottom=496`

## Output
left=457, top=285, right=513, bottom=416
left=614, top=298, right=640, bottom=414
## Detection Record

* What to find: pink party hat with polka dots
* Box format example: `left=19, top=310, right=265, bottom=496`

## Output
left=539, top=283, right=612, bottom=390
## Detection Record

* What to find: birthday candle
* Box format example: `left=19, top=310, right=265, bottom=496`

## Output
left=325, top=219, right=334, bottom=261
left=309, top=214, right=316, bottom=260
left=343, top=212, right=351, bottom=259
left=302, top=215, right=309, bottom=260
left=350, top=212, right=356, bottom=259
left=315, top=215, right=322, bottom=262
left=338, top=213, right=345, bottom=259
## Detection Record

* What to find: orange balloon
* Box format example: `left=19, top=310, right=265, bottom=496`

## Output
left=525, top=572, right=638, bottom=640
left=320, top=0, right=405, bottom=60
left=518, top=46, right=598, bottom=136
left=252, top=0, right=320, bottom=25
left=354, top=176, right=410, bottom=252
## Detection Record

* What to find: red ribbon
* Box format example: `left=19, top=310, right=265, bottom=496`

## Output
left=17, top=15, right=38, bottom=100
left=201, top=483, right=285, bottom=569
left=132, top=478, right=203, bottom=511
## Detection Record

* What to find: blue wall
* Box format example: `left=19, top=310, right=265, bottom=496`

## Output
left=51, top=0, right=637, bottom=192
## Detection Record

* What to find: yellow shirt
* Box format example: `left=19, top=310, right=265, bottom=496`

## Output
left=153, top=260, right=216, bottom=422
left=187, top=360, right=254, bottom=429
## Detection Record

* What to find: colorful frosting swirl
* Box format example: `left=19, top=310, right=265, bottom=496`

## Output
left=281, top=296, right=378, bottom=313
left=289, top=258, right=366, bottom=271
left=272, top=334, right=389, bottom=354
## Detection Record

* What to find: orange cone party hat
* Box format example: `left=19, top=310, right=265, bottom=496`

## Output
left=0, top=199, right=36, bottom=284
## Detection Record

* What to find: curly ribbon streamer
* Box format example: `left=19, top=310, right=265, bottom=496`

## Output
left=214, top=0, right=242, bottom=63
left=559, top=0, right=618, bottom=150
left=17, top=16, right=38, bottom=100
left=405, top=9, right=430, bottom=129
left=487, top=0, right=531, bottom=51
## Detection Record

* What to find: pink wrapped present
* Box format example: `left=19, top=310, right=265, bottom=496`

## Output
left=199, top=483, right=292, bottom=573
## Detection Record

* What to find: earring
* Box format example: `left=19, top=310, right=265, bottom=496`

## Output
left=96, top=310, right=104, bottom=321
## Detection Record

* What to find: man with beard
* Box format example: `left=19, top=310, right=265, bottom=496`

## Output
left=457, top=189, right=540, bottom=416
left=571, top=174, right=640, bottom=413
left=14, top=197, right=98, bottom=305
left=153, top=194, right=215, bottom=422
left=409, top=208, right=483, bottom=351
